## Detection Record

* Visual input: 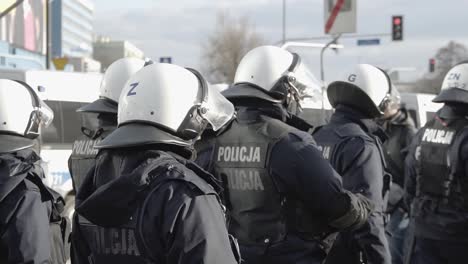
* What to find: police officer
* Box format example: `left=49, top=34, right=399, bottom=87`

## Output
left=71, top=63, right=240, bottom=264
left=69, top=57, right=145, bottom=195
left=314, top=64, right=392, bottom=264
left=404, top=62, right=468, bottom=264
left=196, top=45, right=373, bottom=264
left=378, top=86, right=417, bottom=264
left=0, top=79, right=68, bottom=263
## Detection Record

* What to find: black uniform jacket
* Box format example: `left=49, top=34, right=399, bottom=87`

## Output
left=71, top=147, right=239, bottom=264
left=314, top=105, right=391, bottom=264
left=196, top=104, right=372, bottom=264
left=0, top=150, right=53, bottom=264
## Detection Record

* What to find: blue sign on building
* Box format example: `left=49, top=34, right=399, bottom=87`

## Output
left=159, top=57, right=172, bottom=64
left=357, top=39, right=381, bottom=46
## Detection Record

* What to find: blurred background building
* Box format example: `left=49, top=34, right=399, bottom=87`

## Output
left=0, top=0, right=145, bottom=72
left=0, top=0, right=47, bottom=69
left=93, top=37, right=144, bottom=70
left=51, top=0, right=94, bottom=58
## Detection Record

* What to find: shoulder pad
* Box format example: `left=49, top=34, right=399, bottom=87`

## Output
left=259, top=115, right=301, bottom=139
left=150, top=152, right=217, bottom=196
left=335, top=123, right=372, bottom=141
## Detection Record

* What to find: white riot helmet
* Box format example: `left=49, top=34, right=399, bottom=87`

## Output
left=327, top=64, right=396, bottom=117
left=96, top=63, right=235, bottom=149
left=433, top=61, right=468, bottom=104
left=225, top=45, right=319, bottom=112
left=0, top=79, right=54, bottom=153
left=77, top=57, right=145, bottom=114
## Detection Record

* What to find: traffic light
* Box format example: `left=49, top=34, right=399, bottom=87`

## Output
left=429, top=58, right=436, bottom=73
left=392, top=16, right=403, bottom=41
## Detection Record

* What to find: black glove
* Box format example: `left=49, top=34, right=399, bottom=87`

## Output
left=329, top=191, right=374, bottom=231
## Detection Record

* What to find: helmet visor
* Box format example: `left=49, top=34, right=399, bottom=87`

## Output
left=379, top=86, right=401, bottom=115
left=37, top=100, right=54, bottom=127
left=294, top=64, right=322, bottom=104
left=200, top=84, right=235, bottom=131
left=293, top=64, right=323, bottom=101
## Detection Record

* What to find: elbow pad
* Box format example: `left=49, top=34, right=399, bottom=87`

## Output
left=329, top=191, right=373, bottom=230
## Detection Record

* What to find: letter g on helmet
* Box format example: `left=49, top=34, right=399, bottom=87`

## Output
left=327, top=64, right=394, bottom=118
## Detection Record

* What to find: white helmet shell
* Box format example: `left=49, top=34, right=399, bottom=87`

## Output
left=97, top=63, right=235, bottom=149
left=119, top=64, right=198, bottom=131
left=0, top=79, right=54, bottom=153
left=234, top=45, right=294, bottom=92
left=327, top=64, right=392, bottom=117
left=78, top=57, right=145, bottom=114
left=227, top=45, right=320, bottom=109
left=433, top=62, right=468, bottom=103
left=101, top=57, right=146, bottom=102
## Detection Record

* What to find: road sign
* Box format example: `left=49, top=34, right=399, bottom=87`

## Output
left=357, top=39, right=381, bottom=46
left=324, top=0, right=356, bottom=34
left=159, top=57, right=172, bottom=64
left=52, top=58, right=69, bottom=71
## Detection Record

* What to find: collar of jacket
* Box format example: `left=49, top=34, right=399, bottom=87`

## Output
left=389, top=108, right=408, bottom=124
left=0, top=149, right=42, bottom=203
left=438, top=104, right=468, bottom=120
left=379, top=107, right=416, bottom=130
left=332, top=105, right=388, bottom=142
left=235, top=101, right=289, bottom=123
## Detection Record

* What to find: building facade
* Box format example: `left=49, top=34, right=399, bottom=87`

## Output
left=0, top=0, right=47, bottom=69
left=93, top=38, right=145, bottom=70
left=52, top=0, right=94, bottom=58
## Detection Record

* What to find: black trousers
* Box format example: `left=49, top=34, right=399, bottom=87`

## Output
left=410, top=237, right=468, bottom=264
left=239, top=235, right=326, bottom=264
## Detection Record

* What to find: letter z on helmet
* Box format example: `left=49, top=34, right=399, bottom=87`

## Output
left=96, top=63, right=235, bottom=149
left=0, top=79, right=54, bottom=153
left=224, top=45, right=321, bottom=111
left=327, top=64, right=395, bottom=117
left=433, top=61, right=468, bottom=104
left=77, top=57, right=146, bottom=114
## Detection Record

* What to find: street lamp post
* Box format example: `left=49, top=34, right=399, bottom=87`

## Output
left=282, top=0, right=286, bottom=45
left=319, top=34, right=341, bottom=123
left=320, top=34, right=342, bottom=83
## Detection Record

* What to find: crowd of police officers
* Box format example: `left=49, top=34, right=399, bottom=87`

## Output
left=0, top=45, right=468, bottom=264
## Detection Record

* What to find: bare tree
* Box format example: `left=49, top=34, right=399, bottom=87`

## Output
left=413, top=41, right=468, bottom=94
left=201, top=12, right=265, bottom=84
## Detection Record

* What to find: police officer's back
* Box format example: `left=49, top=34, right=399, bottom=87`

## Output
left=314, top=64, right=392, bottom=264
left=197, top=46, right=373, bottom=264
left=69, top=58, right=145, bottom=194
left=0, top=80, right=69, bottom=263
left=71, top=63, right=240, bottom=264
left=404, top=62, right=468, bottom=263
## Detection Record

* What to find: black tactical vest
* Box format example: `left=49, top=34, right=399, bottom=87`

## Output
left=211, top=114, right=295, bottom=245
left=70, top=130, right=112, bottom=193
left=416, top=117, right=468, bottom=205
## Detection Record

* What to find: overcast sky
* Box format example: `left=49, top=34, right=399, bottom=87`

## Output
left=93, top=0, right=468, bottom=81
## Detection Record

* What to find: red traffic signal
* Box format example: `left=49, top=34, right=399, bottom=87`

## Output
left=429, top=58, right=436, bottom=73
left=392, top=16, right=403, bottom=41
